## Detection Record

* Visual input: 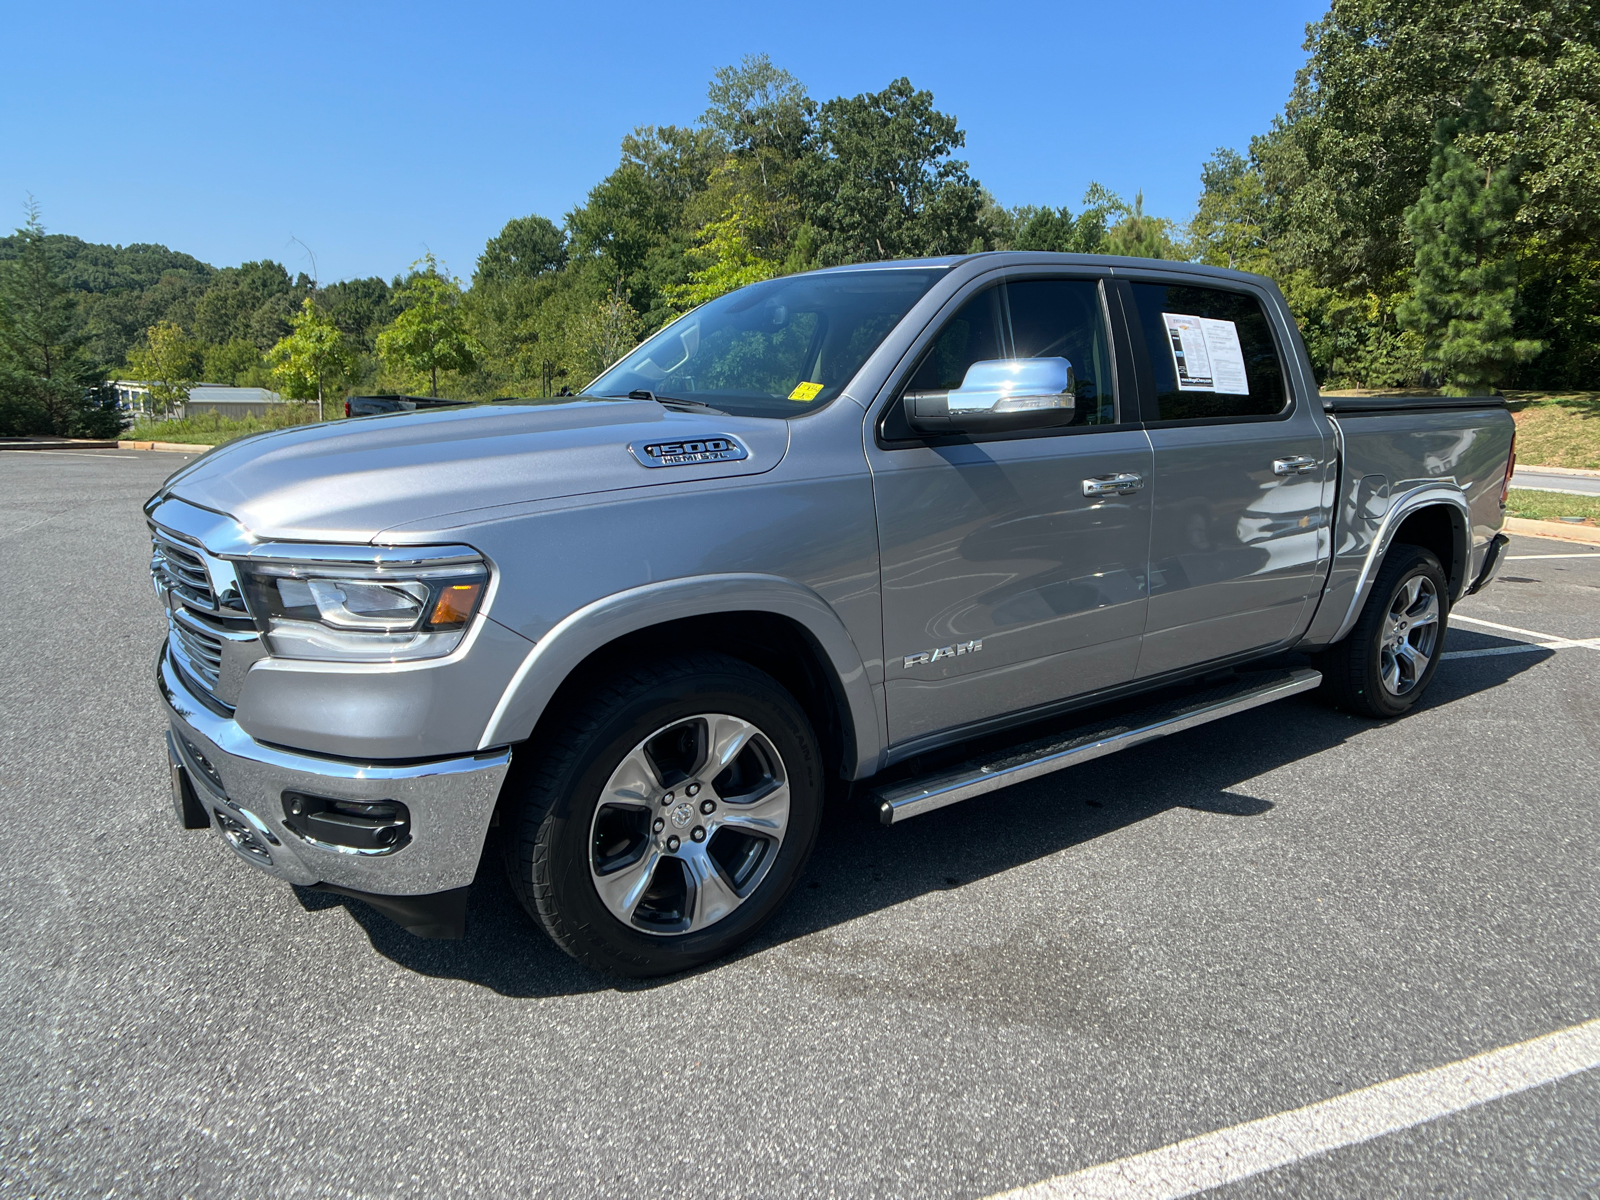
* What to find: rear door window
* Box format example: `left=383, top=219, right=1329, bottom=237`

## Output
left=1128, top=282, right=1287, bottom=421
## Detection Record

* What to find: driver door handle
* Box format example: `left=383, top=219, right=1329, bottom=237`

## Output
left=1273, top=455, right=1318, bottom=476
left=1083, top=472, right=1144, bottom=497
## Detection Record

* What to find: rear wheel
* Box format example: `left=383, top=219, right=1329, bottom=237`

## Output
left=502, top=654, right=823, bottom=977
left=1318, top=545, right=1448, bottom=719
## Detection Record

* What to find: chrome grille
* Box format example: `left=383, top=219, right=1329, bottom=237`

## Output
left=171, top=611, right=225, bottom=692
left=150, top=522, right=258, bottom=706
left=150, top=528, right=215, bottom=608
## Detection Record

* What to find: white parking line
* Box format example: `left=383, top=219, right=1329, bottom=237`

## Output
left=1506, top=552, right=1600, bottom=560
left=1449, top=613, right=1600, bottom=650
left=990, top=1018, right=1600, bottom=1200
left=1442, top=644, right=1554, bottom=660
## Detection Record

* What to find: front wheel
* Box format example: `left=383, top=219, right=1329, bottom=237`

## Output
left=1318, top=545, right=1449, bottom=719
left=502, top=654, right=823, bottom=977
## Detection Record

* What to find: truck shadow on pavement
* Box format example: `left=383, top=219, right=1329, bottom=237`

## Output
left=297, top=632, right=1549, bottom=997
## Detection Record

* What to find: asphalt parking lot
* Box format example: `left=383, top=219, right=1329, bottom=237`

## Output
left=1, top=447, right=1596, bottom=1199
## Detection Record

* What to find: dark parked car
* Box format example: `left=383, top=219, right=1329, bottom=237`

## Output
left=344, top=395, right=470, bottom=418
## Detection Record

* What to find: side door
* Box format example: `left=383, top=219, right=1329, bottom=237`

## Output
left=1112, top=277, right=1330, bottom=678
left=867, top=273, right=1154, bottom=748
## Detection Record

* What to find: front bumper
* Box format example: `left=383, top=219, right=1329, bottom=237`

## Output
left=158, top=642, right=511, bottom=896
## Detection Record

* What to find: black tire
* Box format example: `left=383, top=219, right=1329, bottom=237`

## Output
left=1318, top=544, right=1449, bottom=719
left=502, top=653, right=823, bottom=978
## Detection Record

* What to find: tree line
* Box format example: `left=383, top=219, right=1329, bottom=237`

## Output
left=1, top=0, right=1593, bottom=436
left=1191, top=0, right=1595, bottom=392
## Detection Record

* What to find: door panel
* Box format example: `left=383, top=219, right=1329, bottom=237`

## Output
left=1121, top=279, right=1330, bottom=677
left=1139, top=421, right=1326, bottom=675
left=869, top=276, right=1153, bottom=746
left=874, top=432, right=1153, bottom=742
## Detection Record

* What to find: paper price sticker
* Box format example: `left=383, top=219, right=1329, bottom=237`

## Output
left=1161, top=313, right=1250, bottom=395
left=788, top=381, right=824, bottom=402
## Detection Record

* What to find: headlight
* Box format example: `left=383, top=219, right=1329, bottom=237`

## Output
left=235, top=548, right=488, bottom=663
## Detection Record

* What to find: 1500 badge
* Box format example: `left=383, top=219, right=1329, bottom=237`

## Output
left=630, top=436, right=750, bottom=467
left=903, top=639, right=982, bottom=668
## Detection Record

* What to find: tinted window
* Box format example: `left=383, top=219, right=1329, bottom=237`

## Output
left=896, top=279, right=1115, bottom=431
left=1129, top=283, right=1286, bottom=421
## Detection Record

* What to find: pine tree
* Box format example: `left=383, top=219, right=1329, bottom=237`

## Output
left=0, top=202, right=114, bottom=435
left=1398, top=106, right=1543, bottom=394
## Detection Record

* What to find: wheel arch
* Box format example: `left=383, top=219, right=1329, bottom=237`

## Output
left=1328, top=485, right=1471, bottom=645
left=478, top=575, right=884, bottom=780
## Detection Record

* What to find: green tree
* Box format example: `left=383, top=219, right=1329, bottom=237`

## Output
left=376, top=255, right=481, bottom=397
left=1188, top=150, right=1273, bottom=271
left=572, top=287, right=645, bottom=384
left=566, top=125, right=721, bottom=325
left=321, top=276, right=399, bottom=353
left=202, top=338, right=265, bottom=386
left=700, top=54, right=815, bottom=260
left=803, top=78, right=984, bottom=264
left=192, top=260, right=306, bottom=348
left=474, top=215, right=568, bottom=288
left=0, top=203, right=105, bottom=435
left=267, top=298, right=355, bottom=418
left=1003, top=185, right=1127, bottom=254
left=127, top=320, right=201, bottom=413
left=1398, top=110, right=1543, bottom=392
left=666, top=195, right=778, bottom=311
left=1102, top=191, right=1180, bottom=259
left=1245, top=0, right=1598, bottom=386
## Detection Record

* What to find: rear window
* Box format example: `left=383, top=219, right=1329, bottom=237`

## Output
left=1128, top=283, right=1287, bottom=421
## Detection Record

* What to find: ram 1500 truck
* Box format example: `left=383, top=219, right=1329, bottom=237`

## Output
left=150, top=253, right=1516, bottom=976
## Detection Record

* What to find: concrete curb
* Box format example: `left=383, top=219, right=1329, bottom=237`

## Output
left=0, top=438, right=120, bottom=450
left=119, top=441, right=217, bottom=452
left=1517, top=463, right=1600, bottom=479
left=1506, top=516, right=1600, bottom=545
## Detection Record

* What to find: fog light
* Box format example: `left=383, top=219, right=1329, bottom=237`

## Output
left=282, top=792, right=411, bottom=853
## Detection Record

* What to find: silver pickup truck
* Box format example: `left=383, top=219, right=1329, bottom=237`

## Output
left=149, top=253, right=1516, bottom=976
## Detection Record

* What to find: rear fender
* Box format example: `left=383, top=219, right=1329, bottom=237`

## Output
left=1327, top=484, right=1470, bottom=644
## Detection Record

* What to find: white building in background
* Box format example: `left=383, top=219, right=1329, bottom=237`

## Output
left=111, top=380, right=155, bottom=416
left=184, top=386, right=286, bottom=418
left=110, top=381, right=288, bottom=420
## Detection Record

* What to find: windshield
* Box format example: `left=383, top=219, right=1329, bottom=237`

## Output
left=589, top=268, right=945, bottom=419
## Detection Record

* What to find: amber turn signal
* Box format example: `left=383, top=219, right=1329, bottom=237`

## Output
left=427, top=582, right=483, bottom=629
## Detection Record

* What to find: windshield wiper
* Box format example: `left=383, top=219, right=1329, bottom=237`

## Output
left=625, top=389, right=726, bottom=415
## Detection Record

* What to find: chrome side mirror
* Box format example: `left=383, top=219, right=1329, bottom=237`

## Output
left=904, top=358, right=1076, bottom=434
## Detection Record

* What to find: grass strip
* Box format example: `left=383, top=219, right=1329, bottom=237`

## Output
left=1504, top=391, right=1600, bottom=471
left=124, top=406, right=331, bottom=446
left=1505, top=488, right=1600, bottom=525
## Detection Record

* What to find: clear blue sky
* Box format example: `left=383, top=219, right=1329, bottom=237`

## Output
left=3, top=0, right=1325, bottom=284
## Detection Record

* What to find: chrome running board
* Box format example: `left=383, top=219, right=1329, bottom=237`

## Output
left=875, top=668, right=1323, bottom=824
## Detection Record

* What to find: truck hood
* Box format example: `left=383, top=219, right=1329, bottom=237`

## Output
left=157, top=399, right=790, bottom=543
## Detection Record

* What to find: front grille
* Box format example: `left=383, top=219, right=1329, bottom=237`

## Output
left=150, top=529, right=215, bottom=609
left=150, top=522, right=258, bottom=706
left=172, top=614, right=225, bottom=692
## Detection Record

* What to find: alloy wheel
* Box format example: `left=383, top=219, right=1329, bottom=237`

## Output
left=588, top=714, right=790, bottom=936
left=1379, top=574, right=1440, bottom=696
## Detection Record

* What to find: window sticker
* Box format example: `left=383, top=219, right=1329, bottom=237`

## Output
left=787, top=381, right=824, bottom=402
left=1161, top=314, right=1250, bottom=395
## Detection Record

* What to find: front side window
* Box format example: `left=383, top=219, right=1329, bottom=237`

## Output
left=1128, top=282, right=1287, bottom=421
left=589, top=268, right=944, bottom=419
left=892, top=279, right=1116, bottom=435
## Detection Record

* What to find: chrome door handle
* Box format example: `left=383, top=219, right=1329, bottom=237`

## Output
left=1273, top=456, right=1318, bottom=476
left=1083, top=472, right=1144, bottom=497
